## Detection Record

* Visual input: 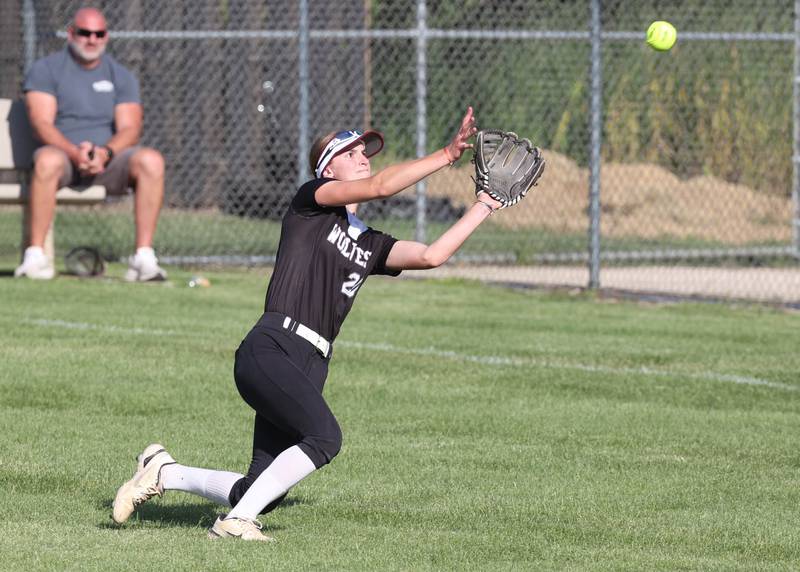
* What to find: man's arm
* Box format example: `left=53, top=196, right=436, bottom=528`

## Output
left=107, top=102, right=142, bottom=153
left=25, top=91, right=85, bottom=165
left=87, top=102, right=142, bottom=170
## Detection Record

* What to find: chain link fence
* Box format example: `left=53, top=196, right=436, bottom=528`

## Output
left=1, top=0, right=798, bottom=304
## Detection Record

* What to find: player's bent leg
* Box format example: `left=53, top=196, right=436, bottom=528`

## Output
left=215, top=445, right=315, bottom=540
left=227, top=414, right=296, bottom=514
left=233, top=335, right=342, bottom=472
left=112, top=443, right=176, bottom=524
left=227, top=429, right=341, bottom=517
left=222, top=328, right=339, bottom=528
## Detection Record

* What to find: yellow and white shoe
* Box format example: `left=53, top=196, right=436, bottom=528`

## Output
left=112, top=443, right=175, bottom=524
left=208, top=514, right=274, bottom=542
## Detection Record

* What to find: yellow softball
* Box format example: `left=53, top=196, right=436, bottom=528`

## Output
left=647, top=21, right=677, bottom=51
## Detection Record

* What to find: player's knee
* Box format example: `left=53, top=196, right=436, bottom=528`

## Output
left=301, top=423, right=342, bottom=468
left=33, top=147, right=66, bottom=181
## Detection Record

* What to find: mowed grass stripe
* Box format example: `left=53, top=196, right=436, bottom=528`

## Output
left=6, top=314, right=794, bottom=392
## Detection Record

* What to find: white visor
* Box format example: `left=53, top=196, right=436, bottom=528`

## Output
left=315, top=129, right=384, bottom=178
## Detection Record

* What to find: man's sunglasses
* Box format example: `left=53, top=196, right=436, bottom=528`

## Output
left=75, top=28, right=107, bottom=39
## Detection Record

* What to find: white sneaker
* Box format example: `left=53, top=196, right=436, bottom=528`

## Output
left=14, top=247, right=55, bottom=279
left=124, top=249, right=167, bottom=282
left=112, top=443, right=176, bottom=524
left=208, top=514, right=274, bottom=542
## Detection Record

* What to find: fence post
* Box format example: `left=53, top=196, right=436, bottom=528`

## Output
left=587, top=0, right=603, bottom=287
left=794, top=0, right=800, bottom=257
left=414, top=0, right=428, bottom=243
left=297, top=0, right=310, bottom=188
left=22, top=0, right=37, bottom=73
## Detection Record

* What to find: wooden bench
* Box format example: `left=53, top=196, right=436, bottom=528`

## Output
left=0, top=97, right=106, bottom=262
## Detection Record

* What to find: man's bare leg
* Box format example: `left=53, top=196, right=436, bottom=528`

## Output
left=14, top=147, right=68, bottom=279
left=124, top=147, right=167, bottom=281
left=129, top=147, right=165, bottom=248
left=27, top=146, right=66, bottom=247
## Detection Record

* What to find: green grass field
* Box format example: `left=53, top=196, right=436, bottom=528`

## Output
left=1, top=267, right=799, bottom=570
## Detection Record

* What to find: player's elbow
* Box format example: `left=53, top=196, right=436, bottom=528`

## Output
left=368, top=172, right=401, bottom=198
left=420, top=250, right=449, bottom=269
left=371, top=181, right=395, bottom=198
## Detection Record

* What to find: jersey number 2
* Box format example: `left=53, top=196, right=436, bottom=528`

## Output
left=341, top=272, right=364, bottom=298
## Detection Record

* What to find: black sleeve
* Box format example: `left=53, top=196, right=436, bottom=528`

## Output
left=368, top=230, right=402, bottom=277
left=291, top=178, right=336, bottom=216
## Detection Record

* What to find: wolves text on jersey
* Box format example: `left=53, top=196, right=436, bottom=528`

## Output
left=326, top=224, right=372, bottom=269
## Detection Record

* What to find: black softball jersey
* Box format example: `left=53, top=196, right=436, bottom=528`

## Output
left=264, top=178, right=401, bottom=342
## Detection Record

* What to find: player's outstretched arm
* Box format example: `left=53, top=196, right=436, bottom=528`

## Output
left=385, top=191, right=502, bottom=270
left=316, top=107, right=477, bottom=207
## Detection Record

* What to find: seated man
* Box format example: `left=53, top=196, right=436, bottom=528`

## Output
left=15, top=6, right=167, bottom=281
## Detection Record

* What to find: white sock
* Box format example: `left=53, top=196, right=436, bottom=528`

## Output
left=226, top=446, right=316, bottom=521
left=135, top=246, right=156, bottom=261
left=160, top=464, right=243, bottom=507
left=24, top=246, right=45, bottom=260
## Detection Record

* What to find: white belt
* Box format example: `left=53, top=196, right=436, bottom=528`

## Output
left=282, top=316, right=331, bottom=358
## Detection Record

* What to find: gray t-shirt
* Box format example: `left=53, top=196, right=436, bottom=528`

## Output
left=23, top=48, right=140, bottom=146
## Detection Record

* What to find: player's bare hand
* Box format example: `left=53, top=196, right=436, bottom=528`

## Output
left=444, top=106, right=477, bottom=163
left=477, top=191, right=502, bottom=211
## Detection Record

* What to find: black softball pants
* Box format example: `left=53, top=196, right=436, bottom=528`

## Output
left=227, top=312, right=341, bottom=513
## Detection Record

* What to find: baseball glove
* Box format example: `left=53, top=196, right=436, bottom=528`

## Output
left=64, top=246, right=105, bottom=277
left=473, top=129, right=545, bottom=208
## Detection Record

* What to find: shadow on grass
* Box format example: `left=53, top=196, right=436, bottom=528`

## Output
left=97, top=497, right=307, bottom=530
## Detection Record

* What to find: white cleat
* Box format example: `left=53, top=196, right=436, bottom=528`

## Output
left=14, top=247, right=55, bottom=280
left=208, top=514, right=274, bottom=542
left=112, top=443, right=175, bottom=524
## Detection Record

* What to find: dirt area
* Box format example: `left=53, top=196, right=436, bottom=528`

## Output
left=421, top=151, right=794, bottom=245
left=406, top=152, right=800, bottom=304
left=403, top=265, right=800, bottom=306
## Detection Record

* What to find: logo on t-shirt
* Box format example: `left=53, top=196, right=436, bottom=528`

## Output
left=92, top=80, right=114, bottom=93
left=326, top=224, right=372, bottom=269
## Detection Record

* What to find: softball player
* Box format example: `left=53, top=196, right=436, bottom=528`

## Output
left=112, top=107, right=503, bottom=541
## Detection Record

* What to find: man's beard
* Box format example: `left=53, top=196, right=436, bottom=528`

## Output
left=68, top=41, right=105, bottom=64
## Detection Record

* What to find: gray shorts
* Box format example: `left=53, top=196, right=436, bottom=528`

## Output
left=34, top=145, right=141, bottom=196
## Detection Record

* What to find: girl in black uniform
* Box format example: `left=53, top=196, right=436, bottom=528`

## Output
left=112, top=107, right=504, bottom=541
